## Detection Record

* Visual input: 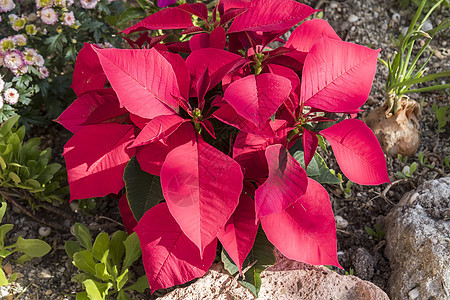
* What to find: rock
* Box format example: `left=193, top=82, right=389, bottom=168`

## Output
left=2, top=263, right=12, bottom=275
left=38, top=269, right=52, bottom=279
left=385, top=178, right=450, bottom=300
left=352, top=248, right=376, bottom=280
left=335, top=215, right=349, bottom=229
left=159, top=252, right=389, bottom=300
left=348, top=14, right=359, bottom=23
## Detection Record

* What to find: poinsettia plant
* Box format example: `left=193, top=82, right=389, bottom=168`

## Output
left=56, top=0, right=390, bottom=295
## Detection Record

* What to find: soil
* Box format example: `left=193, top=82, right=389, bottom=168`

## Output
left=1, top=0, right=449, bottom=299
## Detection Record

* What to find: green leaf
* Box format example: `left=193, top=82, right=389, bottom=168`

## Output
left=0, top=115, right=20, bottom=137
left=8, top=172, right=21, bottom=184
left=222, top=227, right=276, bottom=296
left=116, top=269, right=129, bottom=291
left=25, top=179, right=41, bottom=189
left=83, top=279, right=104, bottom=300
left=0, top=249, right=12, bottom=258
left=117, top=290, right=131, bottom=300
left=0, top=268, right=8, bottom=286
left=36, top=163, right=62, bottom=184
left=74, top=223, right=93, bottom=250
left=7, top=133, right=20, bottom=152
left=0, top=156, right=6, bottom=170
left=16, top=237, right=51, bottom=257
left=16, top=254, right=33, bottom=264
left=0, top=202, right=7, bottom=223
left=292, top=150, right=320, bottom=176
left=73, top=250, right=96, bottom=275
left=92, top=232, right=110, bottom=262
left=116, top=7, right=146, bottom=28
left=76, top=292, right=90, bottom=300
left=95, top=263, right=113, bottom=282
left=123, top=275, right=149, bottom=293
left=0, top=224, right=14, bottom=248
left=65, top=240, right=82, bottom=259
left=122, top=232, right=141, bottom=271
left=123, top=157, right=164, bottom=221
left=109, top=231, right=128, bottom=267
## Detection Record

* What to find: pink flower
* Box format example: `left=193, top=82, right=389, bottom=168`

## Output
left=12, top=65, right=29, bottom=76
left=80, top=0, right=98, bottom=9
left=63, top=11, right=75, bottom=26
left=22, top=48, right=38, bottom=65
left=38, top=66, right=49, bottom=78
left=34, top=54, right=45, bottom=67
left=0, top=94, right=3, bottom=109
left=4, top=88, right=19, bottom=105
left=13, top=34, right=27, bottom=46
left=0, top=0, right=15, bottom=13
left=40, top=8, right=58, bottom=25
left=0, top=77, right=4, bottom=91
left=4, top=50, right=24, bottom=70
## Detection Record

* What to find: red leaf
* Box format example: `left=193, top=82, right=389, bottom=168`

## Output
left=217, top=192, right=258, bottom=274
left=131, top=115, right=185, bottom=148
left=302, top=129, right=318, bottom=169
left=94, top=48, right=180, bottom=119
left=255, top=144, right=307, bottom=219
left=136, top=122, right=196, bottom=176
left=320, top=119, right=390, bottom=185
left=135, top=203, right=216, bottom=292
left=83, top=99, right=128, bottom=126
left=186, top=48, right=243, bottom=95
left=71, top=43, right=106, bottom=96
left=178, top=3, right=208, bottom=21
left=223, top=74, right=291, bottom=128
left=189, top=33, right=210, bottom=52
left=212, top=104, right=276, bottom=138
left=121, top=6, right=193, bottom=34
left=160, top=135, right=243, bottom=254
left=267, top=64, right=300, bottom=109
left=156, top=50, right=191, bottom=101
left=209, top=26, right=226, bottom=50
left=301, top=37, right=380, bottom=112
left=261, top=178, right=341, bottom=267
left=56, top=89, right=118, bottom=133
left=118, top=193, right=138, bottom=234
left=227, top=0, right=316, bottom=34
left=285, top=19, right=341, bottom=52
left=233, top=131, right=271, bottom=180
left=63, top=124, right=135, bottom=200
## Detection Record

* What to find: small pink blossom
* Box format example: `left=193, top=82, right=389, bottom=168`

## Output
left=40, top=8, right=58, bottom=25
left=63, top=11, right=75, bottom=26
left=12, top=65, right=29, bottom=76
left=4, top=88, right=19, bottom=105
left=4, top=50, right=24, bottom=70
left=35, top=54, right=45, bottom=67
left=80, top=0, right=98, bottom=9
left=0, top=77, right=4, bottom=91
left=0, top=0, right=15, bottom=13
left=38, top=66, right=49, bottom=78
left=13, top=34, right=27, bottom=46
left=0, top=95, right=3, bottom=109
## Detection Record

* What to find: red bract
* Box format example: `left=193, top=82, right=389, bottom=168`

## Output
left=60, top=0, right=390, bottom=295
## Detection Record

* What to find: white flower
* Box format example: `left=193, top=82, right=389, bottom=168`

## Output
left=0, top=95, right=3, bottom=109
left=12, top=17, right=27, bottom=31
left=22, top=48, right=38, bottom=65
left=4, top=88, right=19, bottom=105
left=4, top=50, right=24, bottom=70
left=13, top=34, right=27, bottom=47
left=12, top=65, right=29, bottom=76
left=40, top=8, right=58, bottom=25
left=0, top=77, right=4, bottom=91
left=0, top=0, right=15, bottom=13
left=63, top=11, right=75, bottom=26
left=38, top=66, right=49, bottom=78
left=80, top=0, right=99, bottom=9
left=0, top=37, right=15, bottom=53
left=35, top=54, right=45, bottom=67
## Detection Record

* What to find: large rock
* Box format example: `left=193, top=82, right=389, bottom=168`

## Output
left=159, top=253, right=389, bottom=299
left=385, top=177, right=450, bottom=300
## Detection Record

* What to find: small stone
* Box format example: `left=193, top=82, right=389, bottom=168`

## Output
left=38, top=269, right=52, bottom=279
left=408, top=287, right=419, bottom=299
left=335, top=216, right=349, bottom=229
left=402, top=165, right=410, bottom=174
left=12, top=205, right=21, bottom=214
left=39, top=226, right=52, bottom=237
left=45, top=290, right=53, bottom=296
left=329, top=2, right=338, bottom=9
left=16, top=272, right=24, bottom=278
left=70, top=202, right=79, bottom=213
left=392, top=13, right=400, bottom=23
left=422, top=20, right=433, bottom=31
left=5, top=295, right=13, bottom=300
left=348, top=14, right=358, bottom=23
left=2, top=263, right=12, bottom=275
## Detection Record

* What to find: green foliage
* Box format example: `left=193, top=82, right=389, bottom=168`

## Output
left=379, top=0, right=449, bottom=115
left=399, top=0, right=449, bottom=10
left=345, top=268, right=355, bottom=276
left=67, top=223, right=148, bottom=299
left=0, top=116, right=67, bottom=203
left=432, top=104, right=449, bottom=133
left=0, top=202, right=51, bottom=286
left=364, top=224, right=385, bottom=241
left=222, top=228, right=276, bottom=297
left=396, top=162, right=418, bottom=178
